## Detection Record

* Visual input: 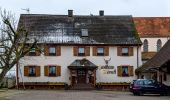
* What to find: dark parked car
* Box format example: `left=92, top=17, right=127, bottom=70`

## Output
left=130, top=79, right=169, bottom=96
left=129, top=80, right=136, bottom=92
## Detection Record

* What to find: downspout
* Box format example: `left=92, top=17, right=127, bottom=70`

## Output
left=137, top=45, right=139, bottom=79
left=137, top=46, right=139, bottom=68
left=16, top=61, right=19, bottom=89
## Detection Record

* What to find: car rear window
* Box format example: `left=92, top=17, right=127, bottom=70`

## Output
left=144, top=80, right=153, bottom=85
left=135, top=80, right=144, bottom=85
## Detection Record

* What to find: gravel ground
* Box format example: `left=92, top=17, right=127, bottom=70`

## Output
left=0, top=90, right=169, bottom=100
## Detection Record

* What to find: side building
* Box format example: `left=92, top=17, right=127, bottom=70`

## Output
left=136, top=40, right=170, bottom=86
left=17, top=10, right=142, bottom=90
left=133, top=17, right=170, bottom=63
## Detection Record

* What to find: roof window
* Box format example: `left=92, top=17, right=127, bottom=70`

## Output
left=81, top=29, right=88, bottom=37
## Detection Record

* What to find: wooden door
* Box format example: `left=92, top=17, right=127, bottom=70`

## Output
left=77, top=70, right=86, bottom=83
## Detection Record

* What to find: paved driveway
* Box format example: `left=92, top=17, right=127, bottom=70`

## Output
left=0, top=90, right=170, bottom=100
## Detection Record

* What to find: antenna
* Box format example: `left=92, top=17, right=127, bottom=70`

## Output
left=21, top=8, right=30, bottom=14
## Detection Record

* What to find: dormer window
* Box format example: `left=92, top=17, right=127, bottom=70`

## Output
left=81, top=29, right=88, bottom=37
left=29, top=48, right=36, bottom=56
left=49, top=47, right=56, bottom=56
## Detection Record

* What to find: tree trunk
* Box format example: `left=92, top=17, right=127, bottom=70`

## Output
left=0, top=68, right=8, bottom=87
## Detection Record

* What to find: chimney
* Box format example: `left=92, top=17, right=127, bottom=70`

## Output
left=99, top=10, right=104, bottom=16
left=68, top=10, right=73, bottom=17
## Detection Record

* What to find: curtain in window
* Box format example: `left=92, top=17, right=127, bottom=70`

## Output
left=29, top=67, right=35, bottom=74
left=49, top=66, right=56, bottom=74
left=122, top=67, right=128, bottom=75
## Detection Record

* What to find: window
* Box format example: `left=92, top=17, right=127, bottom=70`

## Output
left=136, top=80, right=144, bottom=85
left=29, top=66, right=36, bottom=76
left=157, top=39, right=162, bottom=52
left=97, top=47, right=104, bottom=56
left=49, top=66, right=56, bottom=76
left=24, top=66, right=40, bottom=77
left=144, top=80, right=153, bottom=85
left=143, top=39, right=148, bottom=52
left=44, top=66, right=61, bottom=77
left=122, top=48, right=129, bottom=56
left=29, top=48, right=36, bottom=56
left=81, top=29, right=88, bottom=37
left=49, top=47, right=56, bottom=56
left=78, top=47, right=85, bottom=56
left=117, top=66, right=133, bottom=77
left=122, top=66, right=129, bottom=76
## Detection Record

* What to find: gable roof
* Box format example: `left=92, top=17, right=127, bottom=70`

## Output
left=18, top=14, right=141, bottom=45
left=136, top=40, right=170, bottom=73
left=133, top=17, right=170, bottom=37
left=68, top=58, right=97, bottom=69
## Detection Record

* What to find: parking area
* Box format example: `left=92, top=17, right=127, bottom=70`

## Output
left=0, top=90, right=170, bottom=100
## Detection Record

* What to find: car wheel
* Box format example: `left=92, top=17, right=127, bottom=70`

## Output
left=138, top=91, right=143, bottom=96
left=133, top=92, right=137, bottom=96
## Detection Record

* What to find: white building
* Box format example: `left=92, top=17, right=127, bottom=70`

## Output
left=17, top=10, right=142, bottom=90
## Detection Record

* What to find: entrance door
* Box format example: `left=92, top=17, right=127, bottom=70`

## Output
left=77, top=70, right=86, bottom=83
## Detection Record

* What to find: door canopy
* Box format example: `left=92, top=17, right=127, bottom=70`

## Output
left=68, top=58, right=98, bottom=70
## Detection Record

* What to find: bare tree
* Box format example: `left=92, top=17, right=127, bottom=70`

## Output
left=0, top=9, right=37, bottom=86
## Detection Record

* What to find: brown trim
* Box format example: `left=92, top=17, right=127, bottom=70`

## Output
left=24, top=66, right=29, bottom=76
left=56, top=46, right=61, bottom=56
left=93, top=46, right=97, bottom=56
left=73, top=46, right=78, bottom=56
left=104, top=47, right=109, bottom=56
left=36, top=43, right=142, bottom=46
left=44, top=66, right=49, bottom=76
left=36, top=66, right=41, bottom=76
left=56, top=66, right=61, bottom=76
left=85, top=46, right=90, bottom=56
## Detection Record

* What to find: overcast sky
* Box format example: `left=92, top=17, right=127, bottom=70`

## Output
left=0, top=0, right=170, bottom=18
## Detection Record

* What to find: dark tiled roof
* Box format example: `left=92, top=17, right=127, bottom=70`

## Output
left=142, top=52, right=157, bottom=60
left=18, top=14, right=141, bottom=45
left=136, top=40, right=170, bottom=73
left=133, top=17, right=170, bottom=37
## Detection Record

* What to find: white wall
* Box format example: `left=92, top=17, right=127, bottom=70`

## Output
left=141, top=37, right=169, bottom=52
left=18, top=46, right=142, bottom=85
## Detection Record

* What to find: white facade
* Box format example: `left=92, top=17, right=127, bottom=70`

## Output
left=141, top=37, right=170, bottom=52
left=18, top=46, right=142, bottom=85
